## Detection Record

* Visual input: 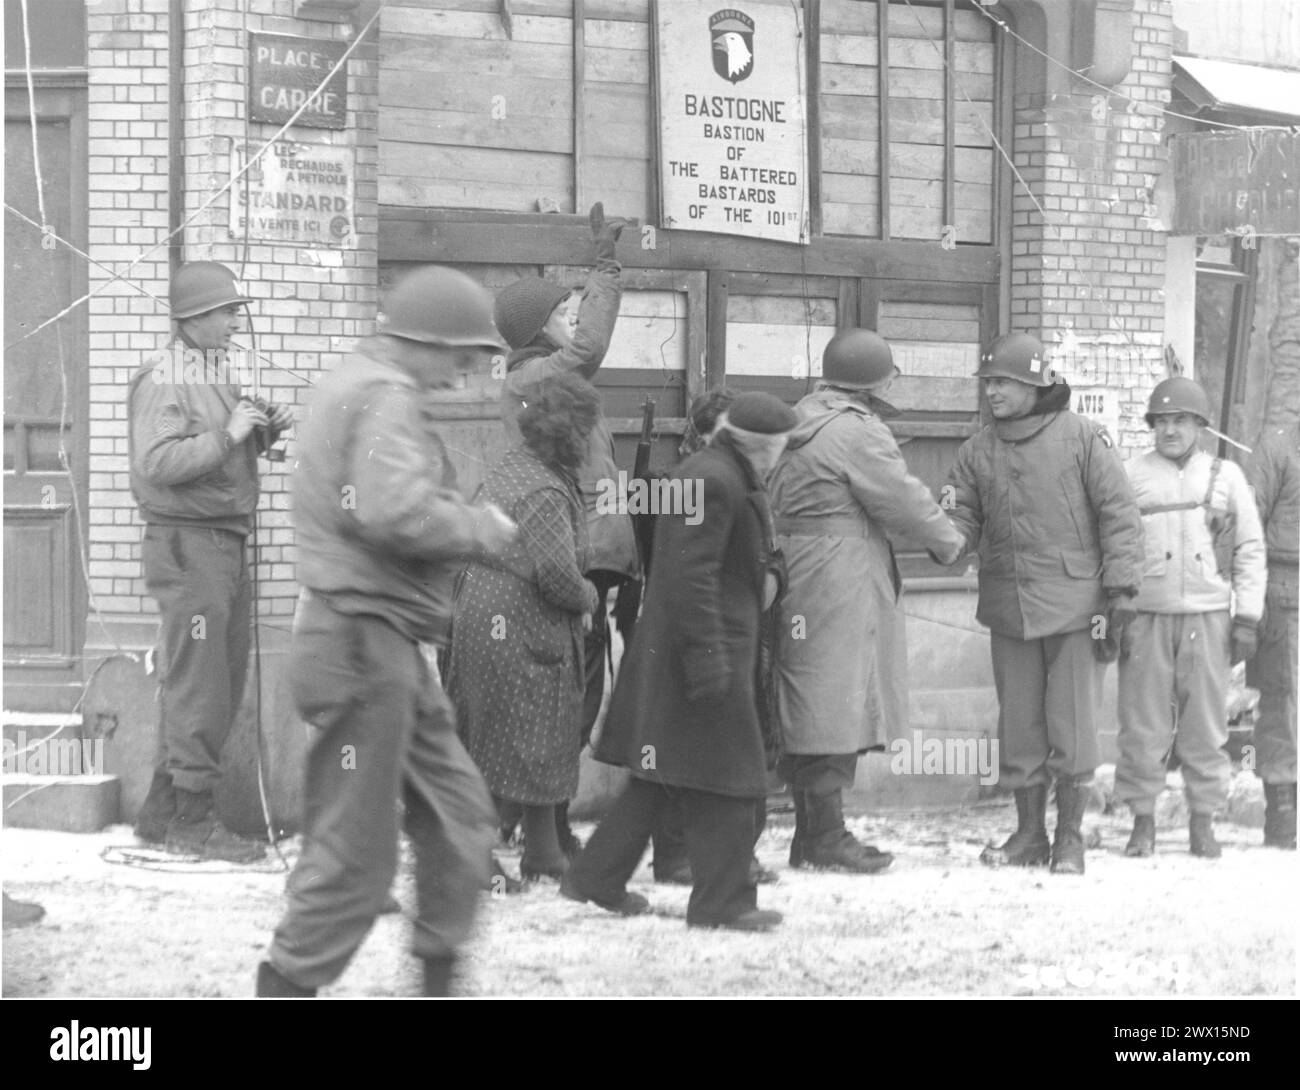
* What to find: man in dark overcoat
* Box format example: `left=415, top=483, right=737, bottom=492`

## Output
left=563, top=392, right=797, bottom=931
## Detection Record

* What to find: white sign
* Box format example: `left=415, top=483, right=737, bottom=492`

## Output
left=229, top=140, right=356, bottom=248
left=1072, top=386, right=1121, bottom=437
left=655, top=1, right=809, bottom=244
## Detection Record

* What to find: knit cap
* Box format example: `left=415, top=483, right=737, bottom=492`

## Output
left=494, top=277, right=573, bottom=350
left=725, top=392, right=798, bottom=434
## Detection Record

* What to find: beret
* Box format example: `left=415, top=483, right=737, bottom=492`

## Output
left=726, top=391, right=798, bottom=434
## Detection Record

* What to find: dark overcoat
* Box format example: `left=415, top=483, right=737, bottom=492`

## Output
left=593, top=432, right=776, bottom=798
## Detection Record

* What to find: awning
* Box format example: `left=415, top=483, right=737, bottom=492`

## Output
left=1173, top=55, right=1300, bottom=124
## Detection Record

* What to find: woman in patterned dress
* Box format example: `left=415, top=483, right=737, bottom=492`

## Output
left=446, top=371, right=602, bottom=880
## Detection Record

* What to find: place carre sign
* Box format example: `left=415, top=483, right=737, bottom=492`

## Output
left=249, top=32, right=348, bottom=130
left=655, top=2, right=810, bottom=244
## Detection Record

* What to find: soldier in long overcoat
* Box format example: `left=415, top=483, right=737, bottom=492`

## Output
left=769, top=329, right=965, bottom=873
left=563, top=393, right=797, bottom=930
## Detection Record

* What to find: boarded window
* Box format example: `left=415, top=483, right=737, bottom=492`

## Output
left=820, top=0, right=996, bottom=243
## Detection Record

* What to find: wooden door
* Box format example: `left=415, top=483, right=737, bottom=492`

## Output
left=4, top=79, right=89, bottom=710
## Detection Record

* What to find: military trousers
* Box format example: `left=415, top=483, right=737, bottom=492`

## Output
left=571, top=777, right=761, bottom=926
left=990, top=628, right=1102, bottom=789
left=1247, top=568, right=1298, bottom=785
left=268, top=597, right=495, bottom=989
left=141, top=524, right=250, bottom=795
left=1116, top=611, right=1232, bottom=815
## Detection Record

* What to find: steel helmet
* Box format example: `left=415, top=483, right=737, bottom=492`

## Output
left=170, top=261, right=252, bottom=319
left=821, top=328, right=898, bottom=389
left=1145, top=377, right=1211, bottom=427
left=975, top=332, right=1055, bottom=387
left=377, top=266, right=505, bottom=348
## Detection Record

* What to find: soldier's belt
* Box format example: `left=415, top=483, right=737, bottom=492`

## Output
left=774, top=516, right=868, bottom=539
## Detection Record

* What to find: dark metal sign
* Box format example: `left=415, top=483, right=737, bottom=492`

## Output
left=1171, top=130, right=1299, bottom=236
left=249, top=32, right=347, bottom=130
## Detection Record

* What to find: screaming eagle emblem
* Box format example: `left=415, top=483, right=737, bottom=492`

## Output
left=710, top=9, right=755, bottom=84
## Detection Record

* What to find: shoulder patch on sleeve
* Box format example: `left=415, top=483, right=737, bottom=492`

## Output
left=1095, top=425, right=1114, bottom=449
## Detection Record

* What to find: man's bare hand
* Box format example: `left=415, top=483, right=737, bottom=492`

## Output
left=266, top=402, right=294, bottom=431
left=474, top=502, right=518, bottom=554
left=226, top=400, right=269, bottom=445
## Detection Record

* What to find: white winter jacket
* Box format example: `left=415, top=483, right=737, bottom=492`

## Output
left=1126, top=449, right=1266, bottom=620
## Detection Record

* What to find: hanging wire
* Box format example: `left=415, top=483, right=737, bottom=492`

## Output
left=4, top=0, right=387, bottom=354
left=970, top=0, right=1294, bottom=134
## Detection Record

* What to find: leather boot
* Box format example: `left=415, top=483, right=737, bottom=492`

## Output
left=980, top=784, right=1050, bottom=867
left=1125, top=814, right=1156, bottom=858
left=1050, top=778, right=1087, bottom=875
left=555, top=800, right=583, bottom=859
left=1189, top=812, right=1221, bottom=858
left=800, top=789, right=892, bottom=873
left=256, top=961, right=315, bottom=997
left=422, top=955, right=456, bottom=997
left=2, top=892, right=46, bottom=928
left=165, top=788, right=265, bottom=864
left=133, top=764, right=176, bottom=844
left=788, top=788, right=807, bottom=867
left=1263, top=783, right=1297, bottom=850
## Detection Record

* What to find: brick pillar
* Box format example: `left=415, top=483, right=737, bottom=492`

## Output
left=1009, top=0, right=1174, bottom=457
left=82, top=0, right=379, bottom=833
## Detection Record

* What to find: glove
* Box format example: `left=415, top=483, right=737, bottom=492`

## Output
left=1230, top=619, right=1259, bottom=665
left=683, top=652, right=733, bottom=706
left=589, top=201, right=626, bottom=263
left=1106, top=592, right=1138, bottom=634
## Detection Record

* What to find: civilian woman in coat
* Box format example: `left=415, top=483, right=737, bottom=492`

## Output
left=563, top=392, right=797, bottom=930
left=446, top=371, right=602, bottom=881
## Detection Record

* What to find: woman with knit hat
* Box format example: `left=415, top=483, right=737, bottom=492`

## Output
left=562, top=391, right=798, bottom=931
left=494, top=202, right=641, bottom=857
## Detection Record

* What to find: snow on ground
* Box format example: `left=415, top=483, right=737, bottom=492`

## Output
left=3, top=801, right=1296, bottom=998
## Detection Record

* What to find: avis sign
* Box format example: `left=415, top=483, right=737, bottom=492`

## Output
left=249, top=32, right=347, bottom=130
left=655, top=1, right=810, bottom=244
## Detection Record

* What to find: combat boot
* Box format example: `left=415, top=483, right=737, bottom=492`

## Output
left=1049, top=777, right=1087, bottom=875
left=980, top=784, right=1050, bottom=867
left=165, top=788, right=266, bottom=864
left=1189, top=813, right=1221, bottom=858
left=799, top=790, right=892, bottom=873
left=133, top=765, right=176, bottom=844
left=1124, top=814, right=1156, bottom=858
left=255, top=960, right=315, bottom=997
left=1263, top=783, right=1297, bottom=850
left=788, top=788, right=807, bottom=867
left=422, top=955, right=456, bottom=997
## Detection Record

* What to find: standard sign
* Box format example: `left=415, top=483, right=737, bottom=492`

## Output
left=229, top=141, right=356, bottom=248
left=655, top=2, right=809, bottom=244
left=249, top=32, right=347, bottom=130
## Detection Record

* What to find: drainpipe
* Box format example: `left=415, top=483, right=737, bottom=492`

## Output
left=168, top=0, right=185, bottom=274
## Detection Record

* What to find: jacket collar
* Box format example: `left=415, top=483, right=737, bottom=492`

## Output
left=992, top=379, right=1072, bottom=442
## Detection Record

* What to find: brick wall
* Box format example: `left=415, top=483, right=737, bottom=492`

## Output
left=84, top=0, right=379, bottom=630
left=1009, top=0, right=1174, bottom=456
left=86, top=0, right=172, bottom=618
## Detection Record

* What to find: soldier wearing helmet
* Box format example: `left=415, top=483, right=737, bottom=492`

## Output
left=1245, top=419, right=1299, bottom=850
left=128, top=261, right=293, bottom=863
left=767, top=329, right=965, bottom=873
left=492, top=202, right=639, bottom=857
left=257, top=266, right=519, bottom=998
left=1115, top=378, right=1265, bottom=859
left=943, top=332, right=1143, bottom=875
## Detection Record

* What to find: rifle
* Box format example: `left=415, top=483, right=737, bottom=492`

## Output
left=631, top=397, right=656, bottom=565
left=611, top=397, right=656, bottom=643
